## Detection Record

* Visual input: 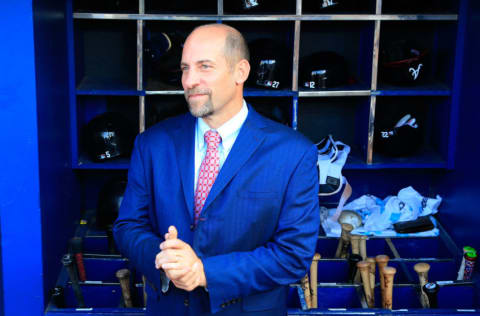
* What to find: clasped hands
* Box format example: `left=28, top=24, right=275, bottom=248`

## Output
left=155, top=226, right=207, bottom=291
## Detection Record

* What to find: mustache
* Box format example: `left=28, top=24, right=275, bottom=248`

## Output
left=186, top=88, right=211, bottom=97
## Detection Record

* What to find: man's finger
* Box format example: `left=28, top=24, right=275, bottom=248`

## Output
left=162, top=262, right=189, bottom=270
left=160, top=238, right=187, bottom=250
left=168, top=226, right=178, bottom=239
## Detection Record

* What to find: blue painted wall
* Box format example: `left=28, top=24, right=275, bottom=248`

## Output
left=0, top=2, right=44, bottom=315
left=435, top=0, right=480, bottom=252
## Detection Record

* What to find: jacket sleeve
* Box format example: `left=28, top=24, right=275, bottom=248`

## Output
left=202, top=144, right=320, bottom=313
left=113, top=135, right=166, bottom=292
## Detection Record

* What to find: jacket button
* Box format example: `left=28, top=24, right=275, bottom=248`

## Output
left=190, top=224, right=194, bottom=231
left=184, top=298, right=189, bottom=306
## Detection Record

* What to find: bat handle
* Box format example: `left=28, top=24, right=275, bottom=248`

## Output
left=70, top=237, right=86, bottom=282
left=142, top=275, right=148, bottom=308
left=310, top=253, right=321, bottom=308
left=423, top=282, right=439, bottom=308
left=382, top=267, right=396, bottom=309
left=375, top=255, right=390, bottom=304
left=350, top=235, right=360, bottom=255
left=414, top=262, right=430, bottom=308
left=347, top=254, right=362, bottom=283
left=366, top=257, right=376, bottom=304
left=300, top=274, right=311, bottom=309
left=116, top=269, right=133, bottom=308
left=357, top=261, right=374, bottom=308
left=62, top=254, right=85, bottom=308
left=359, top=236, right=367, bottom=260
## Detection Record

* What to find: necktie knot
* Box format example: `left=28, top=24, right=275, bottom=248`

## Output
left=204, top=130, right=221, bottom=150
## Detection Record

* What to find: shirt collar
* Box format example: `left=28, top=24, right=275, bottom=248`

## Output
left=196, top=100, right=249, bottom=151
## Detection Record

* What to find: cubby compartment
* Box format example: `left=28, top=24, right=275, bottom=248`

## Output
left=382, top=0, right=459, bottom=14
left=245, top=96, right=293, bottom=126
left=224, top=0, right=295, bottom=15
left=389, top=237, right=455, bottom=259
left=377, top=21, right=457, bottom=93
left=297, top=285, right=363, bottom=308
left=73, top=0, right=139, bottom=14
left=227, top=21, right=295, bottom=92
left=297, top=97, right=369, bottom=166
left=143, top=21, right=206, bottom=92
left=145, top=0, right=217, bottom=14
left=145, top=95, right=189, bottom=129
left=74, top=20, right=137, bottom=92
left=75, top=96, right=139, bottom=168
left=372, top=96, right=451, bottom=167
left=436, top=284, right=480, bottom=309
left=302, top=0, right=377, bottom=14
left=299, top=21, right=374, bottom=92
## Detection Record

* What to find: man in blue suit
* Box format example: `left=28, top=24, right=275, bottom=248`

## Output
left=114, top=23, right=320, bottom=315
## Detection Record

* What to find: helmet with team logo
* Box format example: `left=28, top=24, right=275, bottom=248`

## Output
left=85, top=112, right=135, bottom=162
left=248, top=38, right=290, bottom=90
left=380, top=39, right=429, bottom=85
left=299, top=51, right=349, bottom=89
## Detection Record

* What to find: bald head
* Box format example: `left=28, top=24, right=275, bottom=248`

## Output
left=188, top=24, right=250, bottom=70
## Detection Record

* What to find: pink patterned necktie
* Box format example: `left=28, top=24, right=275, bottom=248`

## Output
left=194, top=130, right=222, bottom=224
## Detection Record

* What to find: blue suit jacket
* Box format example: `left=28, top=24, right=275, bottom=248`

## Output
left=114, top=106, right=320, bottom=315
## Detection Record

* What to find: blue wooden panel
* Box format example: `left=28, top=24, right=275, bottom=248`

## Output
left=33, top=0, right=81, bottom=312
left=0, top=2, right=44, bottom=316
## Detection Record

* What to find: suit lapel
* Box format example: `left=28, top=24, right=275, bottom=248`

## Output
left=201, top=108, right=267, bottom=213
left=172, top=114, right=196, bottom=223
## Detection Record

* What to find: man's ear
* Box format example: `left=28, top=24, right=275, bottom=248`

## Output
left=235, top=59, right=250, bottom=85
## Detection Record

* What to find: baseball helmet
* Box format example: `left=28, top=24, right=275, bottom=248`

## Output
left=303, top=0, right=360, bottom=13
left=248, top=39, right=290, bottom=90
left=380, top=39, right=429, bottom=85
left=85, top=112, right=135, bottom=162
left=375, top=113, right=422, bottom=157
left=144, top=29, right=185, bottom=87
left=300, top=51, right=349, bottom=89
left=96, top=178, right=127, bottom=230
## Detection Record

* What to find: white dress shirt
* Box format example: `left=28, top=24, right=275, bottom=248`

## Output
left=194, top=100, right=249, bottom=192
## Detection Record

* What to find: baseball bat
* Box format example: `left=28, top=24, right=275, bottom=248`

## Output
left=350, top=235, right=360, bottom=255
left=300, top=274, right=311, bottom=309
left=116, top=268, right=133, bottom=308
left=423, top=282, right=439, bottom=308
left=382, top=266, right=396, bottom=309
left=357, top=261, right=374, bottom=308
left=457, top=246, right=475, bottom=280
left=375, top=255, right=390, bottom=305
left=70, top=237, right=86, bottom=282
left=350, top=235, right=361, bottom=282
left=413, top=262, right=430, bottom=308
left=62, top=253, right=85, bottom=308
left=359, top=236, right=367, bottom=260
left=347, top=254, right=363, bottom=283
left=142, top=275, right=147, bottom=307
left=367, top=257, right=376, bottom=304
left=339, top=223, right=354, bottom=258
left=50, top=286, right=65, bottom=308
left=310, top=253, right=321, bottom=308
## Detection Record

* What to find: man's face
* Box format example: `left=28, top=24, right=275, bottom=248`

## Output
left=181, top=28, right=237, bottom=119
